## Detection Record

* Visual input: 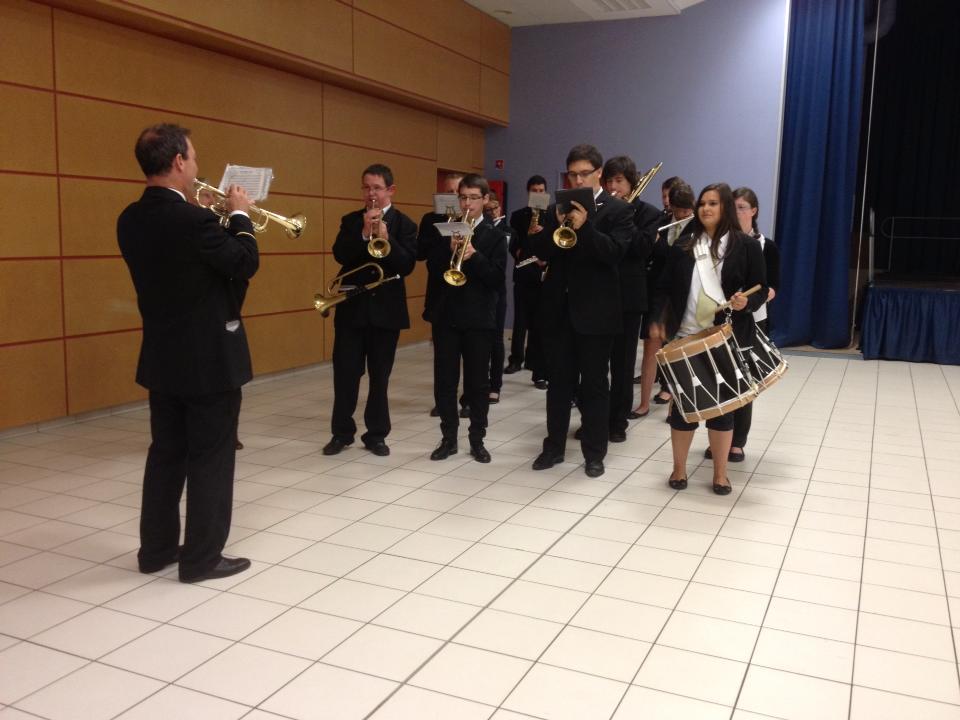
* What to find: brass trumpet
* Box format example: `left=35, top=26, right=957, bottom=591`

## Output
left=367, top=199, right=390, bottom=258
left=444, top=212, right=477, bottom=287
left=528, top=208, right=542, bottom=234
left=313, top=262, right=399, bottom=317
left=194, top=180, right=306, bottom=239
left=553, top=217, right=577, bottom=249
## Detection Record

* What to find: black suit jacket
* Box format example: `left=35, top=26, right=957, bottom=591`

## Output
left=652, top=230, right=767, bottom=346
left=530, top=190, right=634, bottom=335
left=428, top=220, right=507, bottom=330
left=508, top=207, right=544, bottom=287
left=332, top=206, right=417, bottom=330
left=417, top=211, right=452, bottom=321
left=619, top=198, right=660, bottom=314
left=117, top=186, right=259, bottom=396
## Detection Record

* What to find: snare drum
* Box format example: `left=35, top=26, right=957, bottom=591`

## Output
left=745, top=324, right=788, bottom=391
left=656, top=324, right=759, bottom=423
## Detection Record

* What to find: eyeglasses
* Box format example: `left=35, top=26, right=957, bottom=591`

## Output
left=566, top=169, right=598, bottom=181
left=459, top=194, right=484, bottom=202
left=734, top=205, right=753, bottom=212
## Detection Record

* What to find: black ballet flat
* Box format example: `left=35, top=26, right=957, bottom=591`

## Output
left=668, top=476, right=688, bottom=490
left=653, top=394, right=671, bottom=405
left=712, top=478, right=732, bottom=495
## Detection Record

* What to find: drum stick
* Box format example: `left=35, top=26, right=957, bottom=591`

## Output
left=716, top=284, right=763, bottom=313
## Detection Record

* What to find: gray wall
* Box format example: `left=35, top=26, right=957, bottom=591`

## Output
left=485, top=0, right=790, bottom=229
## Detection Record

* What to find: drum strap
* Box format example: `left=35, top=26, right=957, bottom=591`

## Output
left=694, top=236, right=726, bottom=328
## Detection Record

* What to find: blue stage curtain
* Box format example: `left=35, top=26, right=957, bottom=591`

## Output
left=861, top=286, right=960, bottom=365
left=771, top=0, right=864, bottom=349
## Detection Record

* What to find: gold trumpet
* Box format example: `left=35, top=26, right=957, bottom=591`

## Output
left=367, top=199, right=390, bottom=258
left=624, top=161, right=663, bottom=203
left=528, top=208, right=542, bottom=234
left=444, top=212, right=477, bottom=286
left=553, top=217, right=577, bottom=249
left=313, top=262, right=399, bottom=317
left=194, top=180, right=306, bottom=239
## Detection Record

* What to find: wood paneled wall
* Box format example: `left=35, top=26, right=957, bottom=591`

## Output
left=0, top=0, right=508, bottom=431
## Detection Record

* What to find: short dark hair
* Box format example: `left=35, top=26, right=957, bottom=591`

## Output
left=565, top=144, right=602, bottom=170
left=733, top=186, right=760, bottom=232
left=458, top=173, right=490, bottom=196
left=486, top=188, right=500, bottom=204
left=135, top=123, right=190, bottom=177
left=526, top=174, right=547, bottom=190
left=669, top=181, right=695, bottom=210
left=362, top=163, right=394, bottom=187
left=601, top=156, right=638, bottom=188
left=661, top=175, right=681, bottom=191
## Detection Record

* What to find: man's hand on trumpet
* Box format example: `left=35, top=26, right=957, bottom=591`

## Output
left=223, top=185, right=252, bottom=215
left=556, top=200, right=588, bottom=231
left=363, top=207, right=387, bottom=239
left=450, top=234, right=476, bottom=261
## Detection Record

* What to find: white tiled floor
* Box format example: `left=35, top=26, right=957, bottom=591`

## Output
left=2, top=343, right=960, bottom=719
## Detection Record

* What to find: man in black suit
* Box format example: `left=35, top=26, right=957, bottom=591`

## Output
left=529, top=144, right=635, bottom=477
left=323, top=164, right=417, bottom=457
left=601, top=156, right=661, bottom=437
left=117, top=123, right=256, bottom=583
left=506, top=175, right=548, bottom=388
left=428, top=174, right=507, bottom=464
left=484, top=190, right=509, bottom=404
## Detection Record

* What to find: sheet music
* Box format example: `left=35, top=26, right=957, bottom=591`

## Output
left=218, top=165, right=273, bottom=202
left=433, top=193, right=459, bottom=215
left=528, top=191, right=551, bottom=210
left=433, top=221, right=473, bottom=237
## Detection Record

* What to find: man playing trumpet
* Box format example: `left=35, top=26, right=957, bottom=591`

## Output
left=428, top=174, right=507, bottom=463
left=323, top=164, right=417, bottom=457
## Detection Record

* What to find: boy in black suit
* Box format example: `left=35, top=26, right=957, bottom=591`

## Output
left=323, top=164, right=418, bottom=457
left=117, top=123, right=256, bottom=583
left=428, top=174, right=507, bottom=463
left=528, top=144, right=635, bottom=477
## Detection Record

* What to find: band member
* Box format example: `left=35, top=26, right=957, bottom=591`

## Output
left=484, top=190, right=510, bottom=403
left=529, top=144, right=634, bottom=477
left=118, top=123, right=255, bottom=583
left=601, top=156, right=661, bottom=438
left=506, top=175, right=548, bottom=389
left=429, top=174, right=507, bottom=464
left=705, top=186, right=780, bottom=464
left=634, top=180, right=696, bottom=417
left=323, top=164, right=417, bottom=457
left=649, top=183, right=766, bottom=495
left=659, top=176, right=680, bottom=222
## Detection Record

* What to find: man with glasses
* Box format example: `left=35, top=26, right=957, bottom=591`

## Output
left=528, top=144, right=635, bottom=477
left=428, top=174, right=507, bottom=464
left=323, top=164, right=417, bottom=457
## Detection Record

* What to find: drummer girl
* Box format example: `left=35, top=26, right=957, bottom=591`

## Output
left=649, top=183, right=767, bottom=495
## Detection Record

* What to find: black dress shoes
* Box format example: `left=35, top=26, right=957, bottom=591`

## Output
left=532, top=451, right=564, bottom=470
left=364, top=440, right=390, bottom=456
left=323, top=437, right=352, bottom=455
left=504, top=363, right=522, bottom=374
left=429, top=406, right=440, bottom=417
left=633, top=374, right=642, bottom=384
left=138, top=545, right=182, bottom=574
left=180, top=556, right=251, bottom=583
left=431, top=439, right=458, bottom=461
left=653, top=393, right=671, bottom=405
left=470, top=442, right=491, bottom=463
left=235, top=439, right=244, bottom=450
left=585, top=460, right=605, bottom=477
left=712, top=478, right=733, bottom=495
left=668, top=476, right=688, bottom=490
left=459, top=405, right=471, bottom=419
left=609, top=430, right=627, bottom=443
left=574, top=427, right=583, bottom=440
left=533, top=379, right=548, bottom=390
left=628, top=409, right=649, bottom=420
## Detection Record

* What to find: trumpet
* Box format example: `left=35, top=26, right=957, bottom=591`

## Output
left=623, top=161, right=662, bottom=203
left=444, top=212, right=477, bottom=286
left=313, top=262, right=399, bottom=317
left=367, top=199, right=390, bottom=258
left=553, top=216, right=577, bottom=249
left=528, top=208, right=542, bottom=234
left=194, top=180, right=306, bottom=239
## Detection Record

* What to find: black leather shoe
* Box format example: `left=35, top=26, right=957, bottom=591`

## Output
left=653, top=393, right=671, bottom=405
left=429, top=406, right=440, bottom=417
left=704, top=448, right=713, bottom=459
left=504, top=363, right=522, bottom=374
left=138, top=545, right=182, bottom=574
left=488, top=392, right=500, bottom=404
left=628, top=409, right=649, bottom=420
left=609, top=430, right=627, bottom=443
left=431, top=439, right=458, bottom=461
left=532, top=451, right=563, bottom=470
left=533, top=379, right=548, bottom=390
left=364, top=440, right=390, bottom=456
left=585, top=460, right=605, bottom=477
left=713, top=478, right=733, bottom=495
left=459, top=406, right=470, bottom=419
left=235, top=439, right=244, bottom=450
left=574, top=427, right=583, bottom=440
left=633, top=374, right=642, bottom=384
left=323, top=437, right=352, bottom=455
left=728, top=448, right=745, bottom=463
left=668, top=476, right=688, bottom=490
left=470, top=442, right=491, bottom=463
left=180, top=556, right=251, bottom=583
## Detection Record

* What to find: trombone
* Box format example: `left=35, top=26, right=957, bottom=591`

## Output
left=194, top=180, right=306, bottom=239
left=367, top=199, right=391, bottom=258
left=313, top=262, right=399, bottom=317
left=444, top=212, right=477, bottom=287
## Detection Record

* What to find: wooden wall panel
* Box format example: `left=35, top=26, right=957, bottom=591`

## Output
left=481, top=13, right=511, bottom=74
left=323, top=199, right=359, bottom=253
left=62, top=258, right=139, bottom=335
left=0, top=85, right=57, bottom=174
left=353, top=0, right=478, bottom=56
left=124, top=0, right=354, bottom=72
left=0, top=341, right=66, bottom=428
left=437, top=117, right=479, bottom=173
left=405, top=299, right=431, bottom=343
left=0, top=175, right=60, bottom=257
left=258, top=195, right=325, bottom=254
left=353, top=12, right=480, bottom=114
left=324, top=142, right=435, bottom=205
left=243, top=255, right=323, bottom=316
left=65, top=331, right=145, bottom=414
left=0, top=0, right=54, bottom=87
left=480, top=65, right=510, bottom=124
left=324, top=85, right=437, bottom=160
left=246, top=312, right=324, bottom=375
left=53, top=11, right=325, bottom=139
left=60, top=178, right=139, bottom=256
left=0, top=261, right=62, bottom=344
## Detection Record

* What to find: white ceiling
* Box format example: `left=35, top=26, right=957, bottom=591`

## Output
left=465, top=0, right=706, bottom=27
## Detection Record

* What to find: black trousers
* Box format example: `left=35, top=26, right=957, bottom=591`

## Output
left=510, top=282, right=545, bottom=379
left=490, top=289, right=507, bottom=393
left=508, top=278, right=529, bottom=367
left=609, top=311, right=644, bottom=434
left=331, top=325, right=400, bottom=444
left=139, top=388, right=241, bottom=578
left=434, top=325, right=493, bottom=442
left=542, top=315, right=614, bottom=462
